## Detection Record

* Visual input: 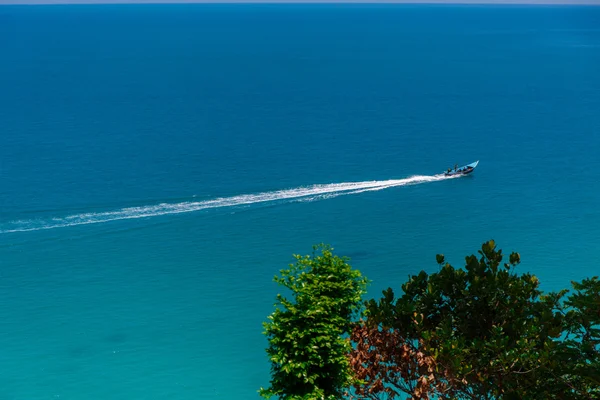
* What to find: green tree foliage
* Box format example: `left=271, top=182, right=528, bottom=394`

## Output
left=560, top=277, right=600, bottom=396
left=261, top=244, right=369, bottom=400
left=350, top=240, right=600, bottom=399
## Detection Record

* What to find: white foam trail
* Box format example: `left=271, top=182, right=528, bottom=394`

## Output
left=0, top=174, right=457, bottom=234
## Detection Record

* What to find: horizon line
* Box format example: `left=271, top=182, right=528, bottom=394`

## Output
left=2, top=0, right=600, bottom=5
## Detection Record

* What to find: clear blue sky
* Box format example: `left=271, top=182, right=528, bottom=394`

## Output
left=2, top=0, right=600, bottom=4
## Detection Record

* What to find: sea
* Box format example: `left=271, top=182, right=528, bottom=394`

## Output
left=1, top=4, right=599, bottom=399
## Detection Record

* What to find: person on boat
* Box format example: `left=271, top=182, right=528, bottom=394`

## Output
left=454, top=164, right=458, bottom=171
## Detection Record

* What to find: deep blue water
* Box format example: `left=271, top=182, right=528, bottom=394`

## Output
left=1, top=4, right=599, bottom=399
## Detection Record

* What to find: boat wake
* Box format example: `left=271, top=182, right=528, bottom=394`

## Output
left=1, top=174, right=458, bottom=234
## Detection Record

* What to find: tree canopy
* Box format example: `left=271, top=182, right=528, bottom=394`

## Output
left=350, top=240, right=599, bottom=399
left=260, top=244, right=368, bottom=400
left=261, top=241, right=599, bottom=399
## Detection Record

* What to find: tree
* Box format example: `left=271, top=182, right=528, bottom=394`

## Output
left=559, top=277, right=600, bottom=396
left=261, top=244, right=369, bottom=400
left=349, top=240, right=600, bottom=399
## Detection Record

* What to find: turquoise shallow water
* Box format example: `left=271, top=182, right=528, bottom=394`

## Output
left=1, top=4, right=600, bottom=399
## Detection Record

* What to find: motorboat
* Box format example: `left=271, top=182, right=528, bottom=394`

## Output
left=444, top=160, right=479, bottom=176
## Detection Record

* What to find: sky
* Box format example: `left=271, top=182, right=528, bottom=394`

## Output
left=1, top=0, right=600, bottom=4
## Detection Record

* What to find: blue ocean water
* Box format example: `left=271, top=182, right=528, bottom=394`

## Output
left=1, top=4, right=599, bottom=398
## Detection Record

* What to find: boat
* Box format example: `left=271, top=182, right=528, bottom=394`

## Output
left=444, top=160, right=479, bottom=176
